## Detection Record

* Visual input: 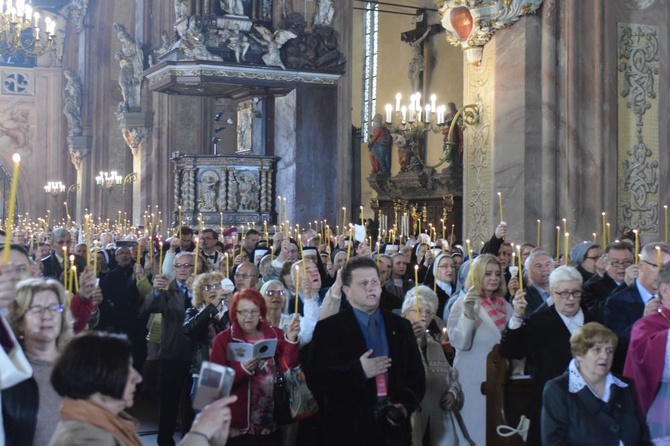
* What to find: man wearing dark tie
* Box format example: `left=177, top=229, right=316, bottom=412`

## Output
left=305, top=256, right=425, bottom=446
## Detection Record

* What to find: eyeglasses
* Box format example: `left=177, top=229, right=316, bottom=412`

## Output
left=27, top=303, right=63, bottom=316
left=174, top=263, right=194, bottom=269
left=406, top=308, right=434, bottom=317
left=237, top=309, right=261, bottom=318
left=552, top=290, right=583, bottom=299
left=265, top=290, right=286, bottom=297
left=201, top=283, right=222, bottom=292
left=609, top=260, right=633, bottom=268
left=235, top=273, right=257, bottom=279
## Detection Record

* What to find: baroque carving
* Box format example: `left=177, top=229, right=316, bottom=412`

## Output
left=235, top=170, right=260, bottom=211
left=1, top=71, right=33, bottom=96
left=63, top=68, right=83, bottom=137
left=114, top=23, right=145, bottom=112
left=61, top=0, right=89, bottom=33
left=617, top=23, right=660, bottom=234
left=198, top=170, right=220, bottom=211
left=0, top=101, right=33, bottom=158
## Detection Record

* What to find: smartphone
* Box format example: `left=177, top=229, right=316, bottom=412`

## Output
left=192, top=361, right=235, bottom=411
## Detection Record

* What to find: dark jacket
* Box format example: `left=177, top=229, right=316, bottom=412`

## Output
left=1, top=377, right=38, bottom=446
left=305, top=308, right=425, bottom=446
left=603, top=281, right=646, bottom=373
left=182, top=304, right=229, bottom=374
left=500, top=305, right=595, bottom=445
left=41, top=253, right=63, bottom=281
left=541, top=372, right=651, bottom=446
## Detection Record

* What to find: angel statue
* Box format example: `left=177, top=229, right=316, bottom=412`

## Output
left=251, top=25, right=297, bottom=70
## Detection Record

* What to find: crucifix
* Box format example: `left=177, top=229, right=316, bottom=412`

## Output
left=401, top=9, right=443, bottom=93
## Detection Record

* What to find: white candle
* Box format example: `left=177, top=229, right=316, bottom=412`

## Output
left=385, top=104, right=392, bottom=123
left=430, top=94, right=436, bottom=112
left=401, top=106, right=407, bottom=123
left=395, top=93, right=401, bottom=111
left=424, top=105, right=431, bottom=123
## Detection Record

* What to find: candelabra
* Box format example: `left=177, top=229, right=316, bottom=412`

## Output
left=95, top=171, right=137, bottom=194
left=0, top=2, right=57, bottom=58
left=44, top=181, right=65, bottom=198
left=383, top=93, right=481, bottom=170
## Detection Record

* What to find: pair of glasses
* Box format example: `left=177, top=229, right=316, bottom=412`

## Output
left=27, top=303, right=64, bottom=316
left=552, top=290, right=583, bottom=299
left=174, top=263, right=194, bottom=269
left=201, top=283, right=222, bottom=292
left=265, top=290, right=286, bottom=297
left=609, top=261, right=633, bottom=268
left=406, top=308, right=434, bottom=317
left=237, top=310, right=261, bottom=318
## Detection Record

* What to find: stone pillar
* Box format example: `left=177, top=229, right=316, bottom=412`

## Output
left=68, top=135, right=92, bottom=225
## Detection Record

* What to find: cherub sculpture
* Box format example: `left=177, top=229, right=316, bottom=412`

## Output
left=251, top=25, right=297, bottom=69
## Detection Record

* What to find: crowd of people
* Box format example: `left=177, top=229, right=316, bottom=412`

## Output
left=0, top=218, right=669, bottom=445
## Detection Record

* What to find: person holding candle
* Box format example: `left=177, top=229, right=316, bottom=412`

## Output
left=522, top=251, right=557, bottom=316
left=569, top=241, right=603, bottom=284
left=3, top=278, right=74, bottom=445
left=210, top=288, right=300, bottom=445
left=401, top=285, right=471, bottom=446
left=604, top=242, right=670, bottom=373
left=161, top=226, right=196, bottom=280
left=500, top=265, right=596, bottom=445
left=446, top=254, right=512, bottom=446
left=262, top=237, right=300, bottom=282
left=287, top=260, right=324, bottom=345
left=422, top=253, right=456, bottom=323
left=41, top=228, right=72, bottom=281
left=583, top=242, right=636, bottom=322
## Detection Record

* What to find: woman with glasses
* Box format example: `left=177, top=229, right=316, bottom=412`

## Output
left=446, top=254, right=512, bottom=446
left=210, top=288, right=300, bottom=445
left=499, top=265, right=596, bottom=445
left=402, top=286, right=471, bottom=445
left=3, top=278, right=74, bottom=445
left=183, top=272, right=236, bottom=400
left=261, top=280, right=311, bottom=347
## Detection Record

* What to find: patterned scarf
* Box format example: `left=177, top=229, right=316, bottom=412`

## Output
left=480, top=296, right=507, bottom=333
left=59, top=398, right=142, bottom=446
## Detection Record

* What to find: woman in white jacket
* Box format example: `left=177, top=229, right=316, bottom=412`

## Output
left=447, top=254, right=513, bottom=446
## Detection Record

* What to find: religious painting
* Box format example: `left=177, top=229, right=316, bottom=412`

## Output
left=236, top=100, right=252, bottom=153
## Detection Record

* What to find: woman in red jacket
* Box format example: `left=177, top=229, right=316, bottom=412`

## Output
left=210, top=288, right=300, bottom=446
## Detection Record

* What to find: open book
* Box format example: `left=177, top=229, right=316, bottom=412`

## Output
left=228, top=338, right=278, bottom=362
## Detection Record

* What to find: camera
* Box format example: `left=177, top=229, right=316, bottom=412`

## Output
left=192, top=361, right=235, bottom=411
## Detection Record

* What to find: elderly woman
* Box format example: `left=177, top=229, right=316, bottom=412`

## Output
left=542, top=322, right=651, bottom=445
left=262, top=279, right=313, bottom=347
left=447, top=254, right=512, bottom=446
left=425, top=253, right=456, bottom=321
left=49, top=331, right=236, bottom=445
left=625, top=263, right=670, bottom=444
left=210, top=288, right=300, bottom=445
left=183, top=272, right=236, bottom=397
left=500, top=265, right=595, bottom=445
left=402, top=285, right=470, bottom=445
left=4, top=278, right=74, bottom=445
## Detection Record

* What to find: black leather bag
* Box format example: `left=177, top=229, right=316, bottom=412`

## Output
left=273, top=357, right=293, bottom=425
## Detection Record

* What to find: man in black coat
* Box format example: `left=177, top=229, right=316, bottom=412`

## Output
left=582, top=242, right=634, bottom=321
left=41, top=228, right=72, bottom=280
left=305, top=256, right=425, bottom=446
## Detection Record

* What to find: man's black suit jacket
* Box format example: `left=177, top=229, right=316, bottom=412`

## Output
left=604, top=281, right=645, bottom=373
left=305, top=308, right=425, bottom=446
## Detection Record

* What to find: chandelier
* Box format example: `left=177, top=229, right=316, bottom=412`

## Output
left=44, top=180, right=65, bottom=197
left=95, top=171, right=137, bottom=194
left=0, top=1, right=56, bottom=58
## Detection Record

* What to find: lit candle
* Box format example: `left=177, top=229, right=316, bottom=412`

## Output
left=564, top=233, right=569, bottom=266
left=450, top=224, right=455, bottom=246
left=634, top=229, right=639, bottom=263
left=220, top=212, right=223, bottom=230
left=497, top=192, right=503, bottom=221
left=136, top=239, right=142, bottom=265
left=224, top=253, right=229, bottom=278
left=158, top=242, right=163, bottom=275
left=385, top=104, right=392, bottom=123
left=85, top=214, right=91, bottom=265
left=2, top=154, right=20, bottom=265
left=656, top=246, right=661, bottom=270
left=665, top=205, right=668, bottom=243
left=72, top=265, right=79, bottom=294
left=277, top=195, right=282, bottom=228
left=342, top=207, right=347, bottom=229
left=430, top=94, right=436, bottom=113
left=69, top=255, right=75, bottom=293
left=414, top=265, right=420, bottom=313
left=401, top=106, right=407, bottom=123
left=193, top=237, right=200, bottom=273
left=556, top=226, right=560, bottom=260
left=178, top=206, right=182, bottom=239
left=606, top=223, right=611, bottom=246
left=395, top=93, right=401, bottom=111
left=360, top=205, right=364, bottom=227
left=424, top=105, right=431, bottom=123
left=516, top=244, right=523, bottom=294
left=601, top=212, right=606, bottom=246
left=536, top=219, right=541, bottom=248
left=562, top=218, right=567, bottom=235
left=466, top=239, right=472, bottom=260
left=62, top=246, right=68, bottom=291
left=593, top=232, right=597, bottom=244
left=92, top=241, right=98, bottom=275
left=347, top=224, right=354, bottom=260
left=294, top=265, right=300, bottom=314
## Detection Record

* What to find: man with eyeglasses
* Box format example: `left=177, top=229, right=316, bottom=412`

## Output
left=161, top=226, right=196, bottom=280
left=41, top=228, right=72, bottom=281
left=583, top=242, right=635, bottom=322
left=199, top=228, right=223, bottom=269
left=306, top=256, right=425, bottom=445
left=604, top=242, right=670, bottom=373
left=500, top=265, right=595, bottom=445
left=233, top=261, right=259, bottom=291
left=143, top=251, right=197, bottom=446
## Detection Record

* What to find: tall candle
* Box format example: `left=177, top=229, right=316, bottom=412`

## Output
left=283, top=198, right=288, bottom=229
left=224, top=253, right=229, bottom=278
left=2, top=154, right=20, bottom=265
left=450, top=224, right=455, bottom=246
left=85, top=214, right=91, bottom=265
left=294, top=265, right=300, bottom=314
left=72, top=265, right=79, bottom=293
left=564, top=233, right=569, bottom=266
left=63, top=246, right=68, bottom=290
left=193, top=237, right=200, bottom=274
left=136, top=239, right=142, bottom=265
left=69, top=255, right=75, bottom=294
left=516, top=245, right=523, bottom=294
left=656, top=246, right=661, bottom=270
left=414, top=265, right=420, bottom=313
left=536, top=219, right=541, bottom=248
left=360, top=205, right=364, bottom=227
left=342, top=207, right=347, bottom=229
left=606, top=223, right=611, bottom=246
left=158, top=242, right=164, bottom=275
left=347, top=225, right=354, bottom=260
left=593, top=233, right=597, bottom=244
left=220, top=212, right=224, bottom=231
left=92, top=241, right=98, bottom=275
left=178, top=206, right=182, bottom=239
left=634, top=229, right=639, bottom=263
left=466, top=239, right=472, bottom=260
left=497, top=192, right=503, bottom=221
left=601, top=212, right=606, bottom=246
left=665, top=205, right=669, bottom=243
left=555, top=226, right=560, bottom=260
left=562, top=218, right=567, bottom=235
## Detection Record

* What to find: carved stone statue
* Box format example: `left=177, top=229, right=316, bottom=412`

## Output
left=60, top=0, right=89, bottom=33
left=280, top=13, right=345, bottom=70
left=176, top=16, right=223, bottom=61
left=113, top=23, right=144, bottom=112
left=174, top=0, right=189, bottom=19
left=227, top=24, right=250, bottom=63
left=219, top=0, right=245, bottom=16
left=251, top=25, right=297, bottom=70
left=368, top=114, right=391, bottom=174
left=199, top=172, right=219, bottom=211
left=151, top=30, right=175, bottom=65
left=236, top=170, right=260, bottom=211
left=63, top=68, right=83, bottom=137
left=313, top=0, right=334, bottom=27
left=407, top=28, right=430, bottom=93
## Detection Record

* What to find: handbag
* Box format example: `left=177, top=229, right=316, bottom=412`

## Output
left=284, top=366, right=319, bottom=420
left=273, top=356, right=294, bottom=425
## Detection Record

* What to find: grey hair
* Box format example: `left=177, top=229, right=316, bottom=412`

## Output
left=524, top=250, right=552, bottom=274
left=549, top=265, right=583, bottom=289
left=260, top=279, right=285, bottom=294
left=401, top=285, right=438, bottom=315
left=640, top=242, right=670, bottom=262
